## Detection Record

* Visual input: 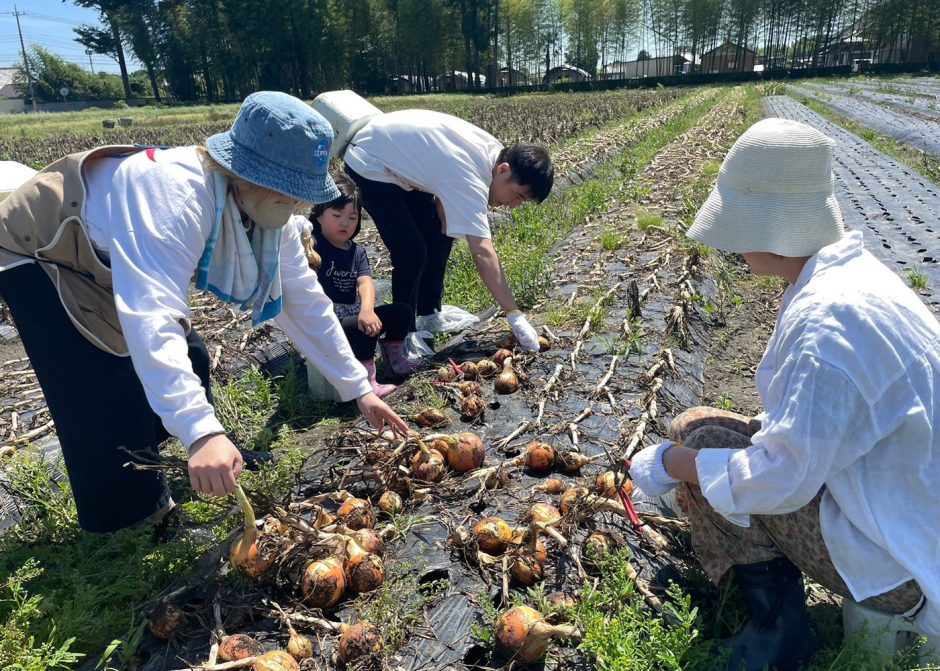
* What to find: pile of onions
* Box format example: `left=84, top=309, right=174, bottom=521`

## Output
left=344, top=537, right=385, bottom=593
left=595, top=470, right=633, bottom=499
left=494, top=357, right=520, bottom=394
left=148, top=602, right=185, bottom=640
left=378, top=490, right=403, bottom=515
left=409, top=407, right=448, bottom=428
left=336, top=497, right=376, bottom=530
left=230, top=485, right=275, bottom=577
left=218, top=633, right=264, bottom=662
left=495, top=605, right=579, bottom=662
left=301, top=556, right=346, bottom=609
left=411, top=439, right=447, bottom=482
left=251, top=650, right=300, bottom=671
left=523, top=441, right=555, bottom=472
left=473, top=517, right=512, bottom=554
left=337, top=621, right=384, bottom=666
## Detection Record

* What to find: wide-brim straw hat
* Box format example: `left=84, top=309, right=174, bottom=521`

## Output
left=207, top=91, right=340, bottom=204
left=687, top=117, right=844, bottom=257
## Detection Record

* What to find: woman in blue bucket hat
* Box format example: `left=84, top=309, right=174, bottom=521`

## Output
left=0, top=91, right=409, bottom=533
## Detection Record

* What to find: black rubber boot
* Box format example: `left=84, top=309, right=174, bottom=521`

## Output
left=721, top=557, right=817, bottom=671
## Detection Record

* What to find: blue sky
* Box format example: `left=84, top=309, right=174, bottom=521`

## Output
left=0, top=1, right=140, bottom=74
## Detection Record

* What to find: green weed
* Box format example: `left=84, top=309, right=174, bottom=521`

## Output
left=600, top=230, right=625, bottom=251
left=637, top=209, right=667, bottom=232
left=907, top=268, right=930, bottom=290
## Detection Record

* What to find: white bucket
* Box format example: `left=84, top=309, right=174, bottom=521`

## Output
left=311, top=90, right=383, bottom=159
left=843, top=599, right=938, bottom=664
left=305, top=361, right=343, bottom=403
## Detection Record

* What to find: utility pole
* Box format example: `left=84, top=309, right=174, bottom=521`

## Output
left=86, top=49, right=95, bottom=74
left=12, top=6, right=37, bottom=112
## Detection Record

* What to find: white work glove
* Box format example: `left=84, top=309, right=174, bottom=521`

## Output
left=628, top=441, right=680, bottom=497
left=507, top=311, right=540, bottom=352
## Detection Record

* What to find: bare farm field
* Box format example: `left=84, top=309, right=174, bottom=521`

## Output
left=0, top=82, right=937, bottom=671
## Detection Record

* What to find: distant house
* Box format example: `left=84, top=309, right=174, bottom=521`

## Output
left=496, top=67, right=529, bottom=87
left=0, top=68, right=22, bottom=99
left=436, top=71, right=486, bottom=91
left=700, top=42, right=756, bottom=73
left=544, top=64, right=590, bottom=84
left=601, top=55, right=691, bottom=79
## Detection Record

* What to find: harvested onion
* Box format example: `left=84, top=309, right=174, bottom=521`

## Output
left=251, top=650, right=300, bottom=671
left=230, top=485, right=274, bottom=577
left=460, top=361, right=480, bottom=380
left=301, top=556, right=346, bottom=609
left=440, top=432, right=485, bottom=472
left=531, top=478, right=566, bottom=494
left=411, top=439, right=447, bottom=482
left=286, top=624, right=314, bottom=661
left=494, top=357, right=519, bottom=394
left=344, top=538, right=385, bottom=593
left=558, top=487, right=590, bottom=516
left=350, top=527, right=385, bottom=555
left=378, top=490, right=403, bottom=515
left=437, top=365, right=457, bottom=382
left=523, top=502, right=561, bottom=525
left=336, top=497, right=376, bottom=530
left=491, top=348, right=513, bottom=366
left=524, top=441, right=555, bottom=472
left=510, top=527, right=549, bottom=586
left=148, top=602, right=185, bottom=640
left=473, top=517, right=512, bottom=555
left=410, top=407, right=448, bottom=428
left=475, top=359, right=500, bottom=377
left=337, top=621, right=384, bottom=666
left=495, top=605, right=579, bottom=662
left=217, top=633, right=263, bottom=662
left=459, top=393, right=486, bottom=419
left=595, top=471, right=633, bottom=499
left=583, top=531, right=613, bottom=568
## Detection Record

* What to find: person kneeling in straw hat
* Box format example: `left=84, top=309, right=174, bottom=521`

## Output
left=629, top=118, right=939, bottom=670
left=0, top=91, right=409, bottom=534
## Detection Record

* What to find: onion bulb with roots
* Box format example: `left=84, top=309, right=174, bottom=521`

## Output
left=217, top=633, right=264, bottom=662
left=531, top=478, right=566, bottom=494
left=554, top=450, right=601, bottom=473
left=301, top=556, right=347, bottom=609
left=491, top=348, right=513, bottom=366
left=495, top=606, right=579, bottom=663
left=337, top=621, right=384, bottom=666
left=459, top=393, right=486, bottom=419
left=148, top=602, right=185, bottom=640
left=473, top=517, right=512, bottom=554
left=558, top=487, right=590, bottom=516
left=336, top=497, right=376, bottom=530
left=437, top=365, right=457, bottom=382
left=410, top=407, right=448, bottom=428
left=344, top=538, right=385, bottom=593
left=230, top=485, right=274, bottom=577
left=523, top=502, right=561, bottom=525
left=378, top=490, right=403, bottom=515
left=494, top=357, right=519, bottom=394
left=411, top=439, right=447, bottom=482
left=595, top=471, right=633, bottom=499
left=475, top=359, right=500, bottom=377
left=524, top=441, right=555, bottom=472
left=250, top=650, right=300, bottom=671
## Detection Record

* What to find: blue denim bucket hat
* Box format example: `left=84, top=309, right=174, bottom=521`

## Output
left=206, top=91, right=340, bottom=204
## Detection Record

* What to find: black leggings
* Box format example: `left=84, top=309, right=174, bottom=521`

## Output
left=341, top=302, right=412, bottom=360
left=0, top=263, right=212, bottom=533
left=345, top=166, right=454, bottom=328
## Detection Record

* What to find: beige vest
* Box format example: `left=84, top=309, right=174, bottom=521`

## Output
left=0, top=146, right=147, bottom=357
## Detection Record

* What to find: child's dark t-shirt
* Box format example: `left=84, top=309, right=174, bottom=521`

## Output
left=313, top=228, right=372, bottom=308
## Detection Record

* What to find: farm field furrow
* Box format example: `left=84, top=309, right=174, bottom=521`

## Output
left=766, top=95, right=939, bottom=312
left=787, top=83, right=940, bottom=157
left=798, top=81, right=940, bottom=119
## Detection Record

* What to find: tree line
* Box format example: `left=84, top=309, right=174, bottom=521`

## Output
left=17, top=0, right=940, bottom=103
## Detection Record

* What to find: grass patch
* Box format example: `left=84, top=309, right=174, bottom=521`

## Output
left=600, top=230, right=625, bottom=251
left=637, top=209, right=667, bottom=232
left=907, top=268, right=929, bottom=290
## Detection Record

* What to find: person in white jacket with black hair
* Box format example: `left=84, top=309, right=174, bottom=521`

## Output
left=629, top=118, right=939, bottom=670
left=0, top=91, right=408, bottom=533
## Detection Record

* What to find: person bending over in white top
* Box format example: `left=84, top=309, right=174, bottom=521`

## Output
left=629, top=118, right=939, bottom=670
left=343, top=109, right=553, bottom=354
left=0, top=91, right=408, bottom=533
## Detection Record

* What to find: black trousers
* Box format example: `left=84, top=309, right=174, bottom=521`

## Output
left=341, top=302, right=412, bottom=360
left=345, top=166, right=454, bottom=329
left=0, top=263, right=213, bottom=533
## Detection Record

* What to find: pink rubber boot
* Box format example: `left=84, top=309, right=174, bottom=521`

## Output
left=362, top=359, right=397, bottom=398
left=379, top=340, right=413, bottom=378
